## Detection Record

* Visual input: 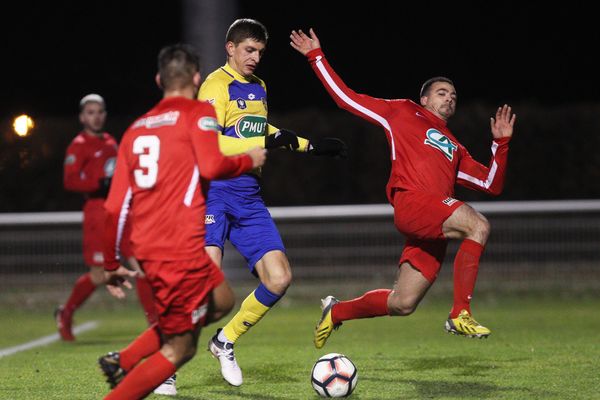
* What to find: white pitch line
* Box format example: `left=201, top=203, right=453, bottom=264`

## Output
left=0, top=321, right=99, bottom=358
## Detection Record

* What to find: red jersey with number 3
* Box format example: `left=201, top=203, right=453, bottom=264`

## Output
left=103, top=97, right=253, bottom=271
left=306, top=49, right=510, bottom=202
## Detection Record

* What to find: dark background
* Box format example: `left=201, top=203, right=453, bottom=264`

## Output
left=1, top=2, right=599, bottom=211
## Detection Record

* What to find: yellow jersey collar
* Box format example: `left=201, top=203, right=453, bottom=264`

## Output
left=222, top=63, right=255, bottom=83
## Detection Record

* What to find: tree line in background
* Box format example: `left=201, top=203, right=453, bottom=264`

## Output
left=1, top=101, right=599, bottom=212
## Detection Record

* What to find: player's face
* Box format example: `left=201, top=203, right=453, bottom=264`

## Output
left=421, top=82, right=457, bottom=121
left=227, top=38, right=266, bottom=77
left=79, top=102, right=106, bottom=134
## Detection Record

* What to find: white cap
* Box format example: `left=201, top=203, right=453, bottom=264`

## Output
left=79, top=93, right=105, bottom=108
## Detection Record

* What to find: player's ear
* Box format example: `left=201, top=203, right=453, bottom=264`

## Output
left=193, top=72, right=201, bottom=88
left=155, top=73, right=163, bottom=90
left=419, top=95, right=428, bottom=107
left=225, top=41, right=235, bottom=58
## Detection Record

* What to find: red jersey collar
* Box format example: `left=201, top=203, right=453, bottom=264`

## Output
left=415, top=103, right=448, bottom=128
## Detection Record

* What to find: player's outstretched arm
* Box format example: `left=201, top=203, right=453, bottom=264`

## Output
left=290, top=28, right=395, bottom=129
left=490, top=104, right=516, bottom=139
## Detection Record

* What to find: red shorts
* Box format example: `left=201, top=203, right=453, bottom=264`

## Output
left=82, top=199, right=105, bottom=266
left=392, top=190, right=463, bottom=283
left=141, top=254, right=224, bottom=335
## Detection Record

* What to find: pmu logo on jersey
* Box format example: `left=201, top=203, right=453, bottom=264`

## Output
left=235, top=115, right=267, bottom=138
left=424, top=128, right=457, bottom=161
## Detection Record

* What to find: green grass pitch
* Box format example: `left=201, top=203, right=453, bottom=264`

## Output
left=1, top=296, right=599, bottom=399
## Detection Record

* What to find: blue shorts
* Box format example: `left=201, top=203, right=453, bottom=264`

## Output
left=205, top=186, right=285, bottom=274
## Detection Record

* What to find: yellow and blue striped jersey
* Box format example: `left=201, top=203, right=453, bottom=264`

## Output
left=198, top=63, right=309, bottom=157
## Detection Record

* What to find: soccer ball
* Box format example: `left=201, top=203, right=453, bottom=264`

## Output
left=311, top=353, right=358, bottom=398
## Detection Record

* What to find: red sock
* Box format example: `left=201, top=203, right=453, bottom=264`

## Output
left=450, top=239, right=484, bottom=318
left=331, top=289, right=391, bottom=324
left=119, top=325, right=162, bottom=371
left=64, top=273, right=96, bottom=314
left=135, top=277, right=158, bottom=325
left=104, top=351, right=176, bottom=400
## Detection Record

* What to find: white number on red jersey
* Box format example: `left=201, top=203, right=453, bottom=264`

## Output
left=133, top=135, right=160, bottom=188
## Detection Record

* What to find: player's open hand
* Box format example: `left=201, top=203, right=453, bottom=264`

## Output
left=104, top=265, right=138, bottom=299
left=290, top=28, right=321, bottom=56
left=491, top=104, right=516, bottom=139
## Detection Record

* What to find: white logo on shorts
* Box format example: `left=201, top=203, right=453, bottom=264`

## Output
left=192, top=303, right=208, bottom=324
left=442, top=197, right=458, bottom=206
left=93, top=251, right=104, bottom=264
left=205, top=214, right=215, bottom=224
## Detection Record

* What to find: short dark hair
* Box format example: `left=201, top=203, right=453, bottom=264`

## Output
left=226, top=18, right=268, bottom=45
left=420, top=76, right=454, bottom=97
left=157, top=44, right=200, bottom=90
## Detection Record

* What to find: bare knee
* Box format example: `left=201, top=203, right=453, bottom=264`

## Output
left=263, top=268, right=292, bottom=295
left=387, top=296, right=419, bottom=316
left=470, top=215, right=491, bottom=244
left=161, top=342, right=197, bottom=367
left=255, top=252, right=293, bottom=295
left=89, top=267, right=106, bottom=286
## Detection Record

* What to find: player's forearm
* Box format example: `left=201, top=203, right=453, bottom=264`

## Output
left=63, top=173, right=101, bottom=193
left=484, top=138, right=510, bottom=196
left=218, top=135, right=265, bottom=155
left=306, top=49, right=392, bottom=127
left=103, top=212, right=121, bottom=271
left=307, top=49, right=357, bottom=112
left=196, top=133, right=253, bottom=179
left=457, top=138, right=510, bottom=196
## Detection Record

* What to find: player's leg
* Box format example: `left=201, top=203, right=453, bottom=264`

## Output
left=55, top=265, right=102, bottom=341
left=103, top=329, right=196, bottom=400
left=101, top=257, right=213, bottom=398
left=56, top=204, right=104, bottom=341
left=218, top=249, right=290, bottom=341
left=442, top=203, right=491, bottom=337
left=209, top=201, right=287, bottom=386
left=314, top=240, right=440, bottom=349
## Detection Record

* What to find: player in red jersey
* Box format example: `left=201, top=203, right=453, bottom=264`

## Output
left=56, top=94, right=157, bottom=341
left=291, top=29, right=516, bottom=346
left=97, top=44, right=266, bottom=400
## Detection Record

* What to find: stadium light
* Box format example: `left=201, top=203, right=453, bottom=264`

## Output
left=13, top=114, right=34, bottom=137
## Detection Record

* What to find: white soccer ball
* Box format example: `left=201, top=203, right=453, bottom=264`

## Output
left=311, top=353, right=358, bottom=398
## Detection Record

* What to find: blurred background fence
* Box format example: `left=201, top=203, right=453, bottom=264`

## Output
left=1, top=200, right=599, bottom=306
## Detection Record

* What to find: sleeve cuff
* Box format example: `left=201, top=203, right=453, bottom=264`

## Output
left=494, top=137, right=511, bottom=145
left=104, top=260, right=120, bottom=272
left=306, top=48, right=324, bottom=62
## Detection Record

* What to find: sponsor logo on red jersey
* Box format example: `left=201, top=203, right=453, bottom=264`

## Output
left=424, top=128, right=458, bottom=161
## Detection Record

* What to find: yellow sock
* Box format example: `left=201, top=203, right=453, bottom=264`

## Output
left=222, top=290, right=270, bottom=343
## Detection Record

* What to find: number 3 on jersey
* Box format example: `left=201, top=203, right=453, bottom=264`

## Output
left=133, top=135, right=160, bottom=188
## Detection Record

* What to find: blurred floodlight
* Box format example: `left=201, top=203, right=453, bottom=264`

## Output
left=13, top=115, right=34, bottom=137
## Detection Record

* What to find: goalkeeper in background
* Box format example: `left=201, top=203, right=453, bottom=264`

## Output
left=198, top=18, right=347, bottom=387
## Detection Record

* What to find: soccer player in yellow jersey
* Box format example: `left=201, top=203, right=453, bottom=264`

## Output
left=198, top=19, right=346, bottom=387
